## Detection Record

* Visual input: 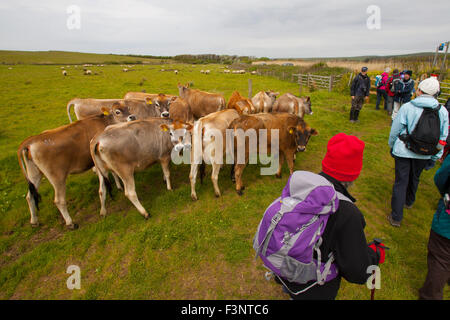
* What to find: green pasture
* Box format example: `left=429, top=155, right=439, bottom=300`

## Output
left=0, top=62, right=448, bottom=300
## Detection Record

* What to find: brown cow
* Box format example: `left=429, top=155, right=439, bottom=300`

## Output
left=251, top=90, right=279, bottom=113
left=228, top=113, right=317, bottom=194
left=177, top=83, right=226, bottom=119
left=67, top=96, right=172, bottom=122
left=226, top=91, right=256, bottom=114
left=272, top=93, right=312, bottom=118
left=18, top=105, right=133, bottom=229
left=90, top=118, right=192, bottom=218
left=189, top=109, right=240, bottom=200
left=168, top=97, right=194, bottom=124
left=123, top=92, right=176, bottom=102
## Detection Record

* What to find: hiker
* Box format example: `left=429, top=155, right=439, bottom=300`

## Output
left=418, top=150, right=450, bottom=300
left=350, top=67, right=371, bottom=123
left=388, top=77, right=449, bottom=227
left=254, top=133, right=385, bottom=300
left=392, top=70, right=415, bottom=121
left=386, top=69, right=401, bottom=116
left=375, top=68, right=390, bottom=110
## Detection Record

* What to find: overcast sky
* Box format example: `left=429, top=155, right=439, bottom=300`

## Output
left=0, top=0, right=449, bottom=58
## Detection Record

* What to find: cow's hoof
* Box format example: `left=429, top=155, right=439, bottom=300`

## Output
left=100, top=209, right=107, bottom=217
left=236, top=189, right=244, bottom=196
left=191, top=194, right=198, bottom=201
left=144, top=213, right=150, bottom=220
left=214, top=193, right=221, bottom=198
left=67, top=223, right=79, bottom=230
left=276, top=174, right=282, bottom=179
left=31, top=222, right=40, bottom=228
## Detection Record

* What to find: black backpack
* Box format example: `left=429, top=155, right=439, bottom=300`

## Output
left=399, top=105, right=442, bottom=155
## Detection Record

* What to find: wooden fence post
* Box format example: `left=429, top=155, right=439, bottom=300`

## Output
left=329, top=75, right=334, bottom=92
left=299, top=74, right=303, bottom=96
left=307, top=74, right=310, bottom=89
left=248, top=78, right=252, bottom=98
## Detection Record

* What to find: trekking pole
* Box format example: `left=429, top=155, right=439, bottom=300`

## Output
left=370, top=269, right=376, bottom=300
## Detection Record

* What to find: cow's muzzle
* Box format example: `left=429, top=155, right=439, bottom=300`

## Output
left=161, top=112, right=169, bottom=118
left=127, top=115, right=137, bottom=121
left=297, top=146, right=306, bottom=152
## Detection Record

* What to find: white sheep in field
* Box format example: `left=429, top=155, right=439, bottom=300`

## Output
left=62, top=70, right=67, bottom=76
left=205, top=70, right=210, bottom=74
left=123, top=68, right=129, bottom=72
left=84, top=70, right=92, bottom=75
left=224, top=69, right=231, bottom=74
left=174, top=70, right=178, bottom=74
left=200, top=70, right=205, bottom=74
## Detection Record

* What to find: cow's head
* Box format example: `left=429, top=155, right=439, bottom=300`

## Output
left=103, top=103, right=135, bottom=123
left=146, top=95, right=176, bottom=118
left=288, top=121, right=318, bottom=152
left=301, top=96, right=312, bottom=115
left=177, top=83, right=189, bottom=97
left=160, top=120, right=193, bottom=153
left=265, top=91, right=279, bottom=105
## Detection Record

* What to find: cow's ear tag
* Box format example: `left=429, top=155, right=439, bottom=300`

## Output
left=146, top=99, right=153, bottom=105
left=163, top=127, right=168, bottom=132
left=103, top=110, right=110, bottom=115
left=289, top=128, right=294, bottom=134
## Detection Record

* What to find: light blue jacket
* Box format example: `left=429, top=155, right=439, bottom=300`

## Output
left=388, top=95, right=449, bottom=161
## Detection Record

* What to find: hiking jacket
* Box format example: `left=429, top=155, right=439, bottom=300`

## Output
left=280, top=172, right=380, bottom=300
left=377, top=72, right=389, bottom=91
left=386, top=74, right=401, bottom=97
left=432, top=155, right=450, bottom=239
left=395, top=78, right=415, bottom=103
left=389, top=94, right=449, bottom=161
left=350, top=73, right=371, bottom=97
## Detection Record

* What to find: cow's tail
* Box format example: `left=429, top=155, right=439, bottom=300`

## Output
left=17, top=144, right=41, bottom=210
left=90, top=138, right=113, bottom=199
left=66, top=99, right=76, bottom=123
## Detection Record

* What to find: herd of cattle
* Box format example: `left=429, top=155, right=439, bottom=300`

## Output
left=17, top=83, right=316, bottom=229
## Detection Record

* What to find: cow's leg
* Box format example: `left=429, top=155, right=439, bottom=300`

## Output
left=47, top=175, right=77, bottom=229
left=111, top=172, right=123, bottom=191
left=276, top=152, right=285, bottom=179
left=211, top=162, right=222, bottom=197
left=190, top=162, right=199, bottom=201
left=234, top=163, right=247, bottom=195
left=24, top=161, right=42, bottom=227
left=121, top=171, right=149, bottom=219
left=285, top=151, right=295, bottom=176
left=97, top=172, right=108, bottom=216
left=160, top=158, right=172, bottom=191
left=230, top=164, right=235, bottom=183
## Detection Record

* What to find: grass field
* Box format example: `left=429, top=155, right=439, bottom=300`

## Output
left=0, top=50, right=166, bottom=65
left=0, top=61, right=449, bottom=300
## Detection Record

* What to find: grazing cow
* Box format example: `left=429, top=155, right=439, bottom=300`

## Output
left=177, top=83, right=226, bottom=119
left=169, top=97, right=194, bottom=124
left=90, top=119, right=192, bottom=218
left=17, top=105, right=134, bottom=229
left=272, top=93, right=312, bottom=118
left=228, top=112, right=318, bottom=194
left=226, top=91, right=256, bottom=114
left=123, top=92, right=176, bottom=103
left=66, top=97, right=169, bottom=122
left=251, top=90, right=279, bottom=113
left=189, top=109, right=241, bottom=200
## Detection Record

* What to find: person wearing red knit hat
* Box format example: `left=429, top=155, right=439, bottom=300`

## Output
left=275, top=133, right=386, bottom=300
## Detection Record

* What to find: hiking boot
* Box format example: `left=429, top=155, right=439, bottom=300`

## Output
left=404, top=204, right=413, bottom=209
left=387, top=214, right=401, bottom=227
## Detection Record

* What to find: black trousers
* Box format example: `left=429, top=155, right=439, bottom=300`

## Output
left=419, top=230, right=450, bottom=300
left=375, top=88, right=388, bottom=110
left=391, top=156, right=428, bottom=222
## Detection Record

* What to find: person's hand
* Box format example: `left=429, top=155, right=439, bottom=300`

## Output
left=368, top=239, right=388, bottom=264
left=424, top=159, right=436, bottom=171
left=351, top=96, right=355, bottom=99
left=365, top=96, right=370, bottom=103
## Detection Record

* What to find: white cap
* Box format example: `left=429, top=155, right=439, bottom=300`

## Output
left=418, top=77, right=440, bottom=95
left=385, top=67, right=391, bottom=73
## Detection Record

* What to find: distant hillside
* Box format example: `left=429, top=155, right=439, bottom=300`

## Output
left=0, top=50, right=170, bottom=65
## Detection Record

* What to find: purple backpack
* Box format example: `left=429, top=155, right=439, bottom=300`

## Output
left=253, top=171, right=351, bottom=295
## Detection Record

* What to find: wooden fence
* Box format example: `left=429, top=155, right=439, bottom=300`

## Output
left=292, top=73, right=344, bottom=94
left=439, top=80, right=450, bottom=104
